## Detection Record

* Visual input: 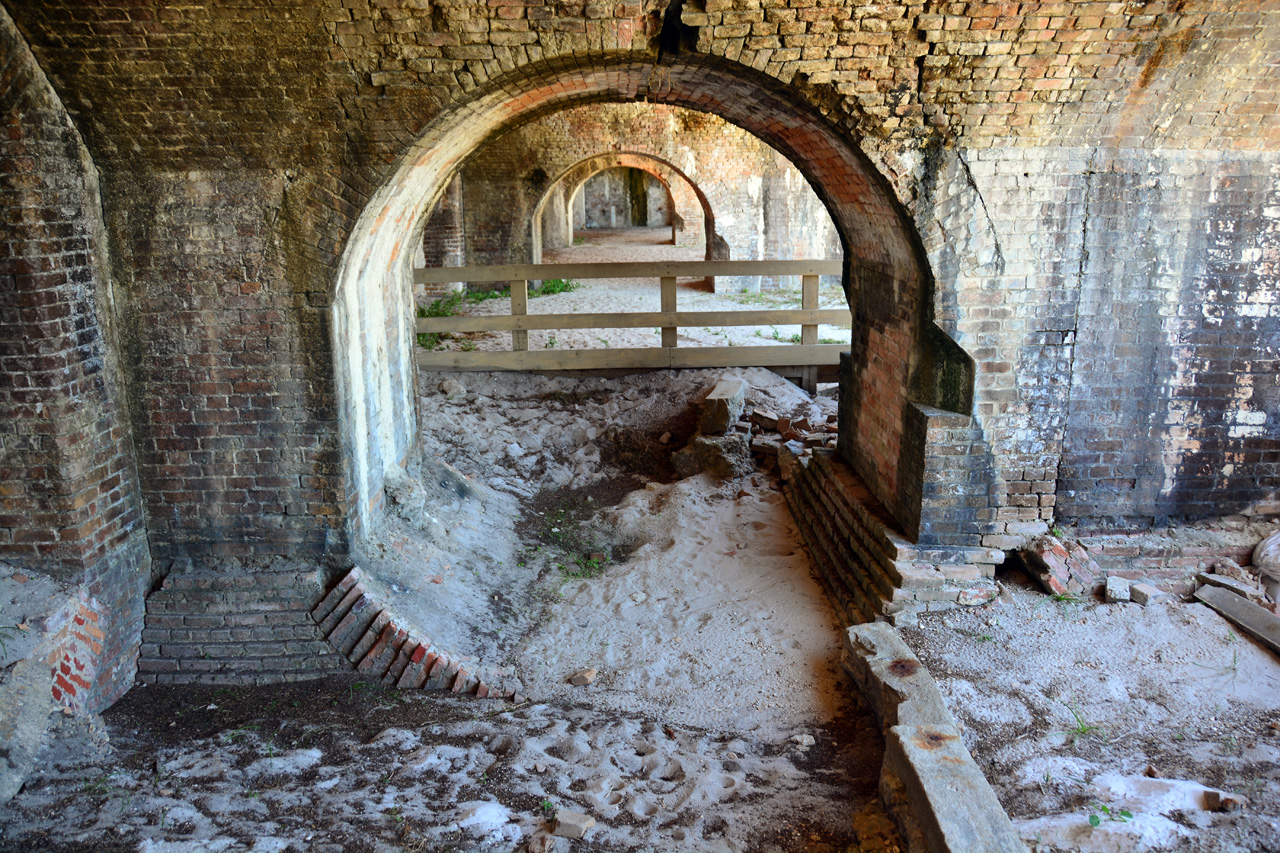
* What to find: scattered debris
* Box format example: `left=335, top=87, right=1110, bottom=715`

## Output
left=567, top=667, right=598, bottom=686
left=552, top=809, right=596, bottom=840
left=751, top=408, right=779, bottom=430
left=1195, top=571, right=1266, bottom=603
left=1194, top=584, right=1280, bottom=656
left=1022, top=534, right=1100, bottom=596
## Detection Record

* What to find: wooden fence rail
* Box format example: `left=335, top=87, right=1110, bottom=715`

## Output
left=412, top=260, right=848, bottom=391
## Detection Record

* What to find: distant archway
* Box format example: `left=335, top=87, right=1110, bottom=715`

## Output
left=531, top=151, right=724, bottom=264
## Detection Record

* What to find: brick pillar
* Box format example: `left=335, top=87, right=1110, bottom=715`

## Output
left=0, top=9, right=150, bottom=709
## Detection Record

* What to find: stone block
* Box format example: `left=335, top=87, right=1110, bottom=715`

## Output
left=552, top=809, right=596, bottom=839
left=698, top=378, right=748, bottom=434
left=1104, top=575, right=1130, bottom=603
left=1130, top=582, right=1161, bottom=606
left=883, top=724, right=1025, bottom=853
left=672, top=432, right=752, bottom=479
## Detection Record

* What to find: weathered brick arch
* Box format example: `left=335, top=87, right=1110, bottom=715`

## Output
left=531, top=151, right=719, bottom=263
left=334, top=54, right=973, bottom=543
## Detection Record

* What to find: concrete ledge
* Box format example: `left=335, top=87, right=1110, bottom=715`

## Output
left=842, top=622, right=1022, bottom=853
left=884, top=724, right=1025, bottom=853
left=841, top=622, right=959, bottom=731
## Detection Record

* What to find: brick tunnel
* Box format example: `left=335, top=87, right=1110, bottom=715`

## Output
left=1, top=1, right=1278, bottom=846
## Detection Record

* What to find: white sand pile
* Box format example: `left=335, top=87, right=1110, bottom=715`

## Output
left=515, top=472, right=851, bottom=739
left=901, top=575, right=1280, bottom=853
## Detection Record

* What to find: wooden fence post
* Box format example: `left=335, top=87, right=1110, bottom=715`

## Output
left=510, top=279, right=528, bottom=351
left=660, top=276, right=677, bottom=348
left=800, top=274, right=819, bottom=393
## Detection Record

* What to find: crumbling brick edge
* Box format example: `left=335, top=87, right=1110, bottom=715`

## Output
left=843, top=622, right=1025, bottom=853
left=779, top=445, right=1005, bottom=626
left=311, top=567, right=525, bottom=702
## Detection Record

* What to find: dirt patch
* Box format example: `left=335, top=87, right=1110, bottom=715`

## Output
left=0, top=675, right=888, bottom=853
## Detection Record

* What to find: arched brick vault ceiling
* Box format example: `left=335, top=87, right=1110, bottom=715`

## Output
left=336, top=53, right=951, bottom=537
left=532, top=151, right=713, bottom=258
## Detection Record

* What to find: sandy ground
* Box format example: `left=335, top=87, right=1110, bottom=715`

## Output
left=901, top=569, right=1280, bottom=853
left=0, top=364, right=895, bottom=853
left=3, top=228, right=1277, bottom=852
left=424, top=228, right=852, bottom=354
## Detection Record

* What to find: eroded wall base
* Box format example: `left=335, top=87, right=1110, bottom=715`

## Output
left=781, top=446, right=1003, bottom=626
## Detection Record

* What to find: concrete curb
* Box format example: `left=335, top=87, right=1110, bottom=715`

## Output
left=843, top=622, right=1024, bottom=853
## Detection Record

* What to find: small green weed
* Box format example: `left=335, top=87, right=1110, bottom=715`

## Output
left=0, top=623, right=25, bottom=658
left=1058, top=703, right=1104, bottom=743
left=223, top=724, right=259, bottom=743
left=532, top=278, right=578, bottom=296
left=82, top=775, right=111, bottom=795
left=1087, top=802, right=1132, bottom=827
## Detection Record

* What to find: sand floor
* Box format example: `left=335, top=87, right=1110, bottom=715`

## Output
left=2, top=230, right=1277, bottom=852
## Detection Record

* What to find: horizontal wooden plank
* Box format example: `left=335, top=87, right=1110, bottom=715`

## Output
left=416, top=308, right=852, bottom=334
left=1194, top=584, right=1280, bottom=657
left=414, top=259, right=843, bottom=285
left=415, top=344, right=847, bottom=372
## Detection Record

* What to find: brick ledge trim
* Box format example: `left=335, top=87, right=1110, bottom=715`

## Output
left=312, top=567, right=524, bottom=701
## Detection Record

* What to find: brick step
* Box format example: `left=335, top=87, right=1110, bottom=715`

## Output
left=136, top=565, right=349, bottom=686
left=311, top=568, right=523, bottom=702
left=160, top=570, right=325, bottom=593
left=145, top=592, right=319, bottom=614
left=783, top=447, right=999, bottom=625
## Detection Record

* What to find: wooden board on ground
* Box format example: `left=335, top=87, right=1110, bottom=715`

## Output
left=416, top=344, right=846, bottom=372
left=1194, top=584, right=1280, bottom=657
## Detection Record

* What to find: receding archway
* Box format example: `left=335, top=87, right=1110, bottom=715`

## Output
left=332, top=54, right=963, bottom=543
left=531, top=151, right=722, bottom=265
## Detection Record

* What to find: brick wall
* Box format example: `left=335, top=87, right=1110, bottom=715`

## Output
left=0, top=7, right=149, bottom=710
left=909, top=146, right=1278, bottom=547
left=419, top=174, right=465, bottom=301
left=1, top=2, right=1276, bottom=702
left=459, top=102, right=843, bottom=290
left=540, top=150, right=706, bottom=257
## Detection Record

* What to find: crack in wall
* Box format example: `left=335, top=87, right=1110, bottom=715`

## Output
left=1052, top=147, right=1098, bottom=501
left=954, top=150, right=1004, bottom=276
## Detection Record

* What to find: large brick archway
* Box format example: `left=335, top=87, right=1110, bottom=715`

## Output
left=531, top=151, right=717, bottom=263
left=334, top=54, right=972, bottom=545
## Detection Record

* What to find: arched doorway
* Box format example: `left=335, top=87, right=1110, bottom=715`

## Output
left=332, top=54, right=967, bottom=543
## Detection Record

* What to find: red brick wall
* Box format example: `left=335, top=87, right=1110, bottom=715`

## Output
left=0, top=2, right=1272, bottom=701
left=0, top=8, right=150, bottom=710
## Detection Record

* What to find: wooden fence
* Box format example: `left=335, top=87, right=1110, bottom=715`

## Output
left=412, top=260, right=847, bottom=390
